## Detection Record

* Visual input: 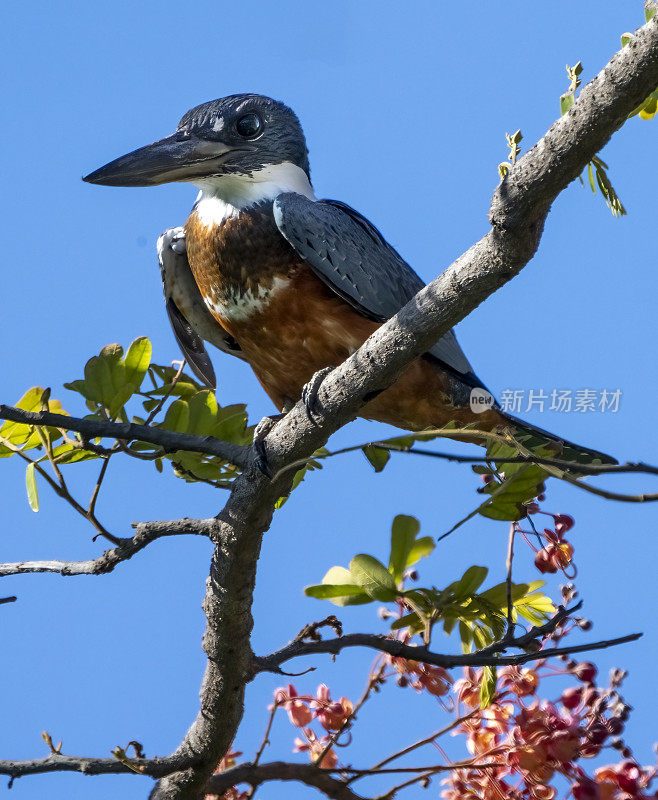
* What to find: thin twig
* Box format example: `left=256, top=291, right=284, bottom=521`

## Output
left=559, top=472, right=658, bottom=503
left=368, top=709, right=481, bottom=773
left=342, top=762, right=504, bottom=776
left=255, top=629, right=641, bottom=673
left=376, top=769, right=436, bottom=799
left=437, top=477, right=513, bottom=542
left=144, top=360, right=187, bottom=425
left=246, top=703, right=281, bottom=800
left=115, top=440, right=166, bottom=461
left=505, top=522, right=516, bottom=640
left=88, top=445, right=118, bottom=518
left=0, top=405, right=249, bottom=468
left=169, top=461, right=234, bottom=489
left=253, top=703, right=279, bottom=767
left=0, top=596, right=17, bottom=605
left=277, top=434, right=658, bottom=506
left=0, top=434, right=121, bottom=546
left=0, top=519, right=216, bottom=578
left=315, top=660, right=386, bottom=767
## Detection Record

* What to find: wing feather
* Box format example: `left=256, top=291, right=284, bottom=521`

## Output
left=273, top=194, right=479, bottom=382
left=157, top=227, right=245, bottom=388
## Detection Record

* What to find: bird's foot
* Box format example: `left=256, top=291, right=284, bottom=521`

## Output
left=252, top=413, right=286, bottom=478
left=302, top=367, right=333, bottom=425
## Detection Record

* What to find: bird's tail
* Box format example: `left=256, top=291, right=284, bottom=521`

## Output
left=498, top=411, right=617, bottom=467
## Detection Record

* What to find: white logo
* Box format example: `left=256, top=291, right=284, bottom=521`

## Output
left=469, top=387, right=495, bottom=414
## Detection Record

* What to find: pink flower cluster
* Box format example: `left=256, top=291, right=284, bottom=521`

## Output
left=387, top=651, right=452, bottom=697
left=513, top=499, right=577, bottom=576
left=441, top=659, right=655, bottom=800
left=273, top=683, right=354, bottom=769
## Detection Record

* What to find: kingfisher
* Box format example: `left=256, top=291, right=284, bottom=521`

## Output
left=83, top=93, right=613, bottom=465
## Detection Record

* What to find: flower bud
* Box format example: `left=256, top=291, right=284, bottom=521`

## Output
left=534, top=548, right=557, bottom=573
left=587, top=722, right=608, bottom=745
left=571, top=779, right=599, bottom=800
left=554, top=514, right=575, bottom=535
left=573, top=662, right=597, bottom=683
left=561, top=687, right=583, bottom=710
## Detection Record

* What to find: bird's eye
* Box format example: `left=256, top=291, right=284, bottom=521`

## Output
left=236, top=112, right=263, bottom=138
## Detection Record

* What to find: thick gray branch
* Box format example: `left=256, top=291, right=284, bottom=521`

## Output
left=0, top=405, right=249, bottom=468
left=147, top=15, right=658, bottom=800
left=0, top=519, right=215, bottom=578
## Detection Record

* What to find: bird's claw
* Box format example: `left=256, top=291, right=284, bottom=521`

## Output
left=252, top=413, right=286, bottom=479
left=302, top=367, right=333, bottom=425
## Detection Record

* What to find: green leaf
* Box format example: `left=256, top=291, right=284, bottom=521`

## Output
left=145, top=380, right=199, bottom=400
left=362, top=445, right=391, bottom=472
left=480, top=666, right=497, bottom=707
left=587, top=161, right=596, bottom=192
left=305, top=566, right=372, bottom=607
left=388, top=514, right=421, bottom=581
left=84, top=346, right=122, bottom=408
left=123, top=337, right=152, bottom=391
left=25, top=462, right=39, bottom=512
left=50, top=442, right=101, bottom=464
left=459, top=620, right=473, bottom=652
left=304, top=585, right=371, bottom=605
left=0, top=388, right=67, bottom=457
left=405, top=536, right=435, bottom=568
left=560, top=93, right=575, bottom=115
left=390, top=611, right=424, bottom=635
left=454, top=566, right=489, bottom=599
left=646, top=8, right=656, bottom=22
left=161, top=399, right=190, bottom=433
left=213, top=405, right=250, bottom=443
left=187, top=390, right=217, bottom=435
left=66, top=340, right=154, bottom=417
left=620, top=32, right=633, bottom=47
left=108, top=385, right=134, bottom=419
left=349, top=554, right=397, bottom=601
left=639, top=93, right=658, bottom=120
left=479, top=454, right=548, bottom=521
left=63, top=379, right=94, bottom=400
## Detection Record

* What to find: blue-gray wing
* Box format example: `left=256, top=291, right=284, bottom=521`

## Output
left=273, top=194, right=479, bottom=382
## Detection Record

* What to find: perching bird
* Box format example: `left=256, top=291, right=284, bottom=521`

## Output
left=84, top=93, right=613, bottom=464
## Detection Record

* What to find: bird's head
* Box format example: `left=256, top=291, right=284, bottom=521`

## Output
left=83, top=94, right=310, bottom=196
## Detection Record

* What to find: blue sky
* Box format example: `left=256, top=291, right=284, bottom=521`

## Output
left=1, top=2, right=656, bottom=798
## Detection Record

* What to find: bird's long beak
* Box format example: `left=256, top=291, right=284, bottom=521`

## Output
left=83, top=134, right=233, bottom=186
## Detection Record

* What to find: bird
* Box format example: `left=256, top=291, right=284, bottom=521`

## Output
left=83, top=93, right=614, bottom=465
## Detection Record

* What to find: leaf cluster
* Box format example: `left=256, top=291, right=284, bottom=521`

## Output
left=305, top=515, right=553, bottom=647
left=1, top=339, right=254, bottom=506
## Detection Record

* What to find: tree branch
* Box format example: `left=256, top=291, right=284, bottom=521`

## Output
left=0, top=405, right=249, bottom=468
left=0, top=753, right=197, bottom=783
left=0, top=518, right=216, bottom=578
left=324, top=440, right=658, bottom=478
left=204, top=761, right=367, bottom=800
left=255, top=631, right=641, bottom=674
